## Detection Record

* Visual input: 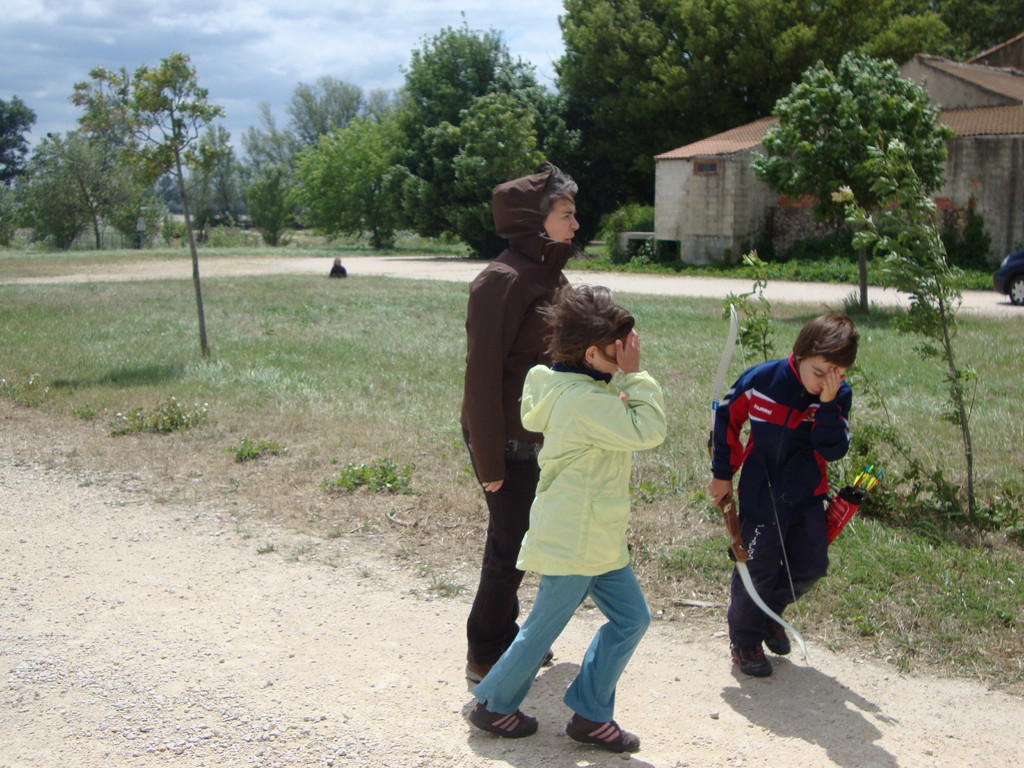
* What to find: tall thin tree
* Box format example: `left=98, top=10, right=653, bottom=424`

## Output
left=73, top=53, right=225, bottom=360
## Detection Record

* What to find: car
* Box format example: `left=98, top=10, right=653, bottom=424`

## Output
left=993, top=248, right=1024, bottom=305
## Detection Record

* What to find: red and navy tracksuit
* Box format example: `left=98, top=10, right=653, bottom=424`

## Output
left=711, top=355, right=852, bottom=648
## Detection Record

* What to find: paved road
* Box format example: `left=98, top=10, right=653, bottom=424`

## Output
left=4, top=253, right=1018, bottom=317
left=349, top=255, right=1018, bottom=318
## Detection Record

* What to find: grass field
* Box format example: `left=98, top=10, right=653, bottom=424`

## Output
left=1, top=249, right=1021, bottom=690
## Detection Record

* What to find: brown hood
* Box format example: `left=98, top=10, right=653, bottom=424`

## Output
left=491, top=168, right=576, bottom=267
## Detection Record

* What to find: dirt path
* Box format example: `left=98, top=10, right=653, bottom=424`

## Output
left=2, top=253, right=1018, bottom=316
left=2, top=254, right=1022, bottom=766
left=2, top=402, right=1023, bottom=768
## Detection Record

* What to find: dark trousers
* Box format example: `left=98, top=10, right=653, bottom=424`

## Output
left=727, top=497, right=829, bottom=648
left=465, top=441, right=540, bottom=665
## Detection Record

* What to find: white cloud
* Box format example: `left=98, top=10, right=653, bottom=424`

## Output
left=2, top=0, right=565, bottom=148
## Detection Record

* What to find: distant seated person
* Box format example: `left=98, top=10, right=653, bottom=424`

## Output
left=329, top=258, right=347, bottom=278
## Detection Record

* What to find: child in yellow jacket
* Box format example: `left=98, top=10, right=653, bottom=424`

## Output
left=469, top=284, right=666, bottom=754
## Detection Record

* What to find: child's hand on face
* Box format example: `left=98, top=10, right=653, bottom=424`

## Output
left=616, top=330, right=641, bottom=374
left=819, top=366, right=844, bottom=403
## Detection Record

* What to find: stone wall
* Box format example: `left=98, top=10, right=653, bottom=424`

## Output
left=937, top=136, right=1024, bottom=258
left=760, top=205, right=839, bottom=253
left=656, top=137, right=1020, bottom=266
left=969, top=34, right=1024, bottom=70
left=654, top=153, right=775, bottom=264
left=900, top=58, right=1017, bottom=108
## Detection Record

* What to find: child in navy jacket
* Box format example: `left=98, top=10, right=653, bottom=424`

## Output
left=708, top=313, right=859, bottom=676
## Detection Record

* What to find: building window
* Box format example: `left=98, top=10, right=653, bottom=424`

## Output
left=694, top=161, right=719, bottom=176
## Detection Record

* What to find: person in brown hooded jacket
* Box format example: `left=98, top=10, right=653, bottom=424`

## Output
left=462, top=162, right=579, bottom=682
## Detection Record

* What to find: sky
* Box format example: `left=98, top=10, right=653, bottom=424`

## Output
left=1, top=1, right=566, bottom=151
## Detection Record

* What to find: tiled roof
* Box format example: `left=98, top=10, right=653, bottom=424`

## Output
left=655, top=106, right=1024, bottom=163
left=653, top=117, right=775, bottom=159
left=915, top=55, right=1024, bottom=103
left=939, top=104, right=1024, bottom=136
left=966, top=31, right=1024, bottom=65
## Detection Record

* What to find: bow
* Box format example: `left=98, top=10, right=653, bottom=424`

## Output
left=709, top=305, right=809, bottom=663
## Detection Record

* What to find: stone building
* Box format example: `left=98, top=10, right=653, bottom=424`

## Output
left=968, top=31, right=1024, bottom=70
left=654, top=43, right=1024, bottom=265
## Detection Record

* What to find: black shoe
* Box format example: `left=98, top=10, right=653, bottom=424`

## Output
left=763, top=620, right=791, bottom=656
left=732, top=644, right=773, bottom=677
left=469, top=703, right=538, bottom=738
left=566, top=713, right=640, bottom=753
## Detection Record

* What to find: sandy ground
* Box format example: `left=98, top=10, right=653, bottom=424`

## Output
left=2, top=401, right=1024, bottom=768
left=2, top=254, right=1023, bottom=767
left=1, top=252, right=1018, bottom=317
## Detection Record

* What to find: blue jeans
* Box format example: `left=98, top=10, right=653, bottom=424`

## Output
left=473, top=565, right=650, bottom=723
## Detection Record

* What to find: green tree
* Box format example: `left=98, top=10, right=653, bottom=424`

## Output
left=21, top=133, right=96, bottom=249
left=243, top=83, right=395, bottom=178
left=242, top=102, right=300, bottom=175
left=0, top=95, right=36, bottom=186
left=396, top=21, right=571, bottom=255
left=927, top=0, right=1024, bottom=57
left=245, top=165, right=294, bottom=246
left=556, top=0, right=953, bottom=218
left=19, top=128, right=158, bottom=250
left=104, top=180, right=164, bottom=247
left=862, top=8, right=953, bottom=60
left=807, top=0, right=951, bottom=61
left=448, top=91, right=546, bottom=254
left=296, top=116, right=403, bottom=249
left=189, top=125, right=243, bottom=238
left=364, top=88, right=399, bottom=122
left=753, top=53, right=953, bottom=311
left=241, top=81, right=395, bottom=225
left=838, top=139, right=976, bottom=518
left=288, top=76, right=364, bottom=147
left=0, top=185, right=18, bottom=245
left=73, top=53, right=225, bottom=359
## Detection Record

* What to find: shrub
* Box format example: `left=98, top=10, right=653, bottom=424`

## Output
left=207, top=227, right=259, bottom=248
left=110, top=396, right=208, bottom=436
left=778, top=228, right=856, bottom=263
left=942, top=205, right=992, bottom=270
left=71, top=403, right=97, bottom=420
left=0, top=374, right=51, bottom=407
left=321, top=459, right=412, bottom=494
left=597, top=204, right=655, bottom=264
left=226, top=436, right=287, bottom=462
left=161, top=216, right=186, bottom=244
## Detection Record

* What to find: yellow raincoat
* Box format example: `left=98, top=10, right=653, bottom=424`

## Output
left=517, top=365, right=666, bottom=576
